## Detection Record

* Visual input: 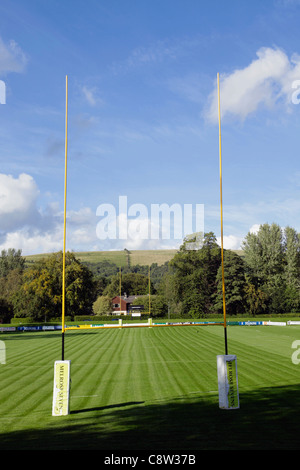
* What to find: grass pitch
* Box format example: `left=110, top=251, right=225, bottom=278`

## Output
left=1, top=323, right=300, bottom=450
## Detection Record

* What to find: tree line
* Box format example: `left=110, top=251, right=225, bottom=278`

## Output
left=164, top=224, right=300, bottom=317
left=0, top=223, right=300, bottom=323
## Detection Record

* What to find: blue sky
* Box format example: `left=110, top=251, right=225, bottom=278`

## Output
left=0, top=0, right=300, bottom=255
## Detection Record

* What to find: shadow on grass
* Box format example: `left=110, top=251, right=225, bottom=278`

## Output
left=1, top=384, right=300, bottom=450
left=70, top=401, right=144, bottom=414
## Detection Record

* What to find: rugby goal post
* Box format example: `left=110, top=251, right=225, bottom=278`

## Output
left=216, top=73, right=239, bottom=410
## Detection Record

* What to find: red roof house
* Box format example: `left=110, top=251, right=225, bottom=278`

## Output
left=111, top=294, right=144, bottom=314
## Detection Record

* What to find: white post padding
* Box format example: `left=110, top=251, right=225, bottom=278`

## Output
left=0, top=340, right=6, bottom=364
left=217, top=355, right=239, bottom=410
left=52, top=360, right=71, bottom=416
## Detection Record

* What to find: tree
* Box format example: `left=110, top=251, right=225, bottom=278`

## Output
left=150, top=294, right=168, bottom=317
left=242, top=223, right=283, bottom=283
left=132, top=294, right=167, bottom=317
left=103, top=272, right=154, bottom=298
left=0, top=248, right=25, bottom=277
left=157, top=267, right=182, bottom=317
left=12, top=252, right=96, bottom=321
left=283, top=226, right=300, bottom=311
left=242, top=223, right=286, bottom=313
left=0, top=298, right=13, bottom=323
left=244, top=278, right=267, bottom=316
left=169, top=232, right=221, bottom=317
left=0, top=249, right=25, bottom=323
left=93, top=295, right=113, bottom=315
left=214, top=250, right=246, bottom=315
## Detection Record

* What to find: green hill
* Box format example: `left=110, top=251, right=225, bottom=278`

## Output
left=25, top=249, right=178, bottom=267
left=232, top=249, right=244, bottom=257
left=25, top=248, right=244, bottom=269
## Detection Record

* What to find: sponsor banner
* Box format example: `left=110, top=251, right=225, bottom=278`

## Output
left=4, top=320, right=292, bottom=334
left=52, top=360, right=71, bottom=416
left=19, top=326, right=43, bottom=331
left=217, top=355, right=239, bottom=410
left=226, top=358, right=239, bottom=409
left=65, top=320, right=225, bottom=330
left=239, top=321, right=288, bottom=326
left=42, top=325, right=60, bottom=330
left=18, top=325, right=61, bottom=331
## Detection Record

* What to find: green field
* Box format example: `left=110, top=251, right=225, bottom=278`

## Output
left=1, top=323, right=300, bottom=450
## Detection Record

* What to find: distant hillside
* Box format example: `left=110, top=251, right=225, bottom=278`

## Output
left=25, top=249, right=178, bottom=267
left=232, top=249, right=245, bottom=258
left=25, top=247, right=244, bottom=268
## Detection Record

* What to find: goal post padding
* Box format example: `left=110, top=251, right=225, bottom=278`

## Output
left=52, top=360, right=71, bottom=416
left=217, top=355, right=239, bottom=410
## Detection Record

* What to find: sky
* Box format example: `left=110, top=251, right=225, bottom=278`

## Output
left=0, top=0, right=300, bottom=255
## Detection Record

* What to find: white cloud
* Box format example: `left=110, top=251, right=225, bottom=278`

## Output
left=0, top=173, right=100, bottom=255
left=0, top=228, right=63, bottom=255
left=0, top=173, right=185, bottom=255
left=0, top=37, right=27, bottom=75
left=82, top=86, right=102, bottom=106
left=206, top=46, right=300, bottom=123
left=0, top=173, right=39, bottom=230
left=217, top=235, right=243, bottom=250
left=249, top=224, right=261, bottom=234
left=6, top=172, right=299, bottom=255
